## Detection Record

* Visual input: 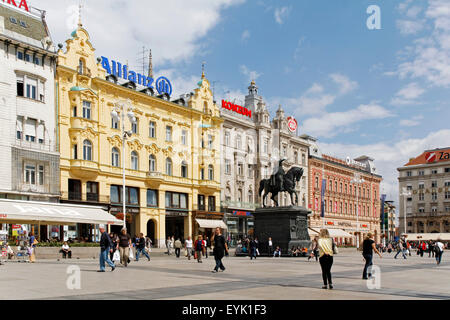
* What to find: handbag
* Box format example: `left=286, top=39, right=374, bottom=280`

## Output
left=113, top=250, right=120, bottom=262
left=33, top=239, right=39, bottom=246
left=128, top=247, right=134, bottom=260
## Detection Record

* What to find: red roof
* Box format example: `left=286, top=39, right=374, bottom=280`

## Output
left=405, top=148, right=450, bottom=166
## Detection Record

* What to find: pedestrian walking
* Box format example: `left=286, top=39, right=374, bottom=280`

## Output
left=394, top=240, right=407, bottom=260
left=29, top=232, right=38, bottom=263
left=145, top=236, right=152, bottom=252
left=205, top=235, right=211, bottom=259
left=135, top=233, right=151, bottom=262
left=117, top=228, right=131, bottom=267
left=308, top=237, right=319, bottom=262
left=202, top=236, right=208, bottom=259
left=174, top=238, right=182, bottom=258
left=98, top=226, right=115, bottom=272
left=435, top=239, right=444, bottom=265
left=268, top=237, right=273, bottom=256
left=166, top=237, right=173, bottom=256
left=362, top=233, right=382, bottom=280
left=318, top=229, right=335, bottom=290
left=249, top=238, right=257, bottom=260
left=212, top=227, right=228, bottom=273
left=185, top=236, right=193, bottom=260
left=109, top=233, right=118, bottom=261
left=194, top=235, right=205, bottom=263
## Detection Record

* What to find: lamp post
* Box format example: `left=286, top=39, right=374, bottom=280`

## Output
left=111, top=100, right=137, bottom=229
left=400, top=187, right=412, bottom=236
left=351, top=173, right=365, bottom=250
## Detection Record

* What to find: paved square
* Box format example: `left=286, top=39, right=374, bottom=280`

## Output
left=0, top=249, right=448, bottom=300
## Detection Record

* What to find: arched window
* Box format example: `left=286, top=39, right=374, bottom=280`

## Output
left=181, top=161, right=188, bottom=178
left=79, top=59, right=85, bottom=75
left=83, top=140, right=92, bottom=161
left=149, top=155, right=156, bottom=172
left=131, top=151, right=139, bottom=170
left=208, top=165, right=214, bottom=181
left=166, top=158, right=172, bottom=176
left=112, top=148, right=120, bottom=167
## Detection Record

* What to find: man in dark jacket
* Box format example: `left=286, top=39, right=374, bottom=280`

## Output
left=99, top=225, right=115, bottom=272
left=135, top=233, right=150, bottom=262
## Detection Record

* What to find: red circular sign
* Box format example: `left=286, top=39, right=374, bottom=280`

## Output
left=425, top=152, right=437, bottom=163
left=287, top=117, right=298, bottom=132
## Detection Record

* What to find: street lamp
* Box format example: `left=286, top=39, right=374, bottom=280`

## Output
left=400, top=187, right=412, bottom=236
left=351, top=173, right=365, bottom=250
left=111, top=100, right=137, bottom=229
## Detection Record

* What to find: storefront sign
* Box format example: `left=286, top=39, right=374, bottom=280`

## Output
left=166, top=211, right=188, bottom=217
left=338, top=222, right=352, bottom=227
left=326, top=222, right=335, bottom=226
left=1, top=0, right=30, bottom=12
left=232, top=211, right=253, bottom=217
left=287, top=117, right=298, bottom=133
left=222, top=100, right=252, bottom=118
left=101, top=57, right=173, bottom=96
left=361, top=224, right=368, bottom=228
left=0, top=214, right=7, bottom=219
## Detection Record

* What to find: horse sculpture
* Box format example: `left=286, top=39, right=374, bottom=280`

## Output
left=259, top=167, right=304, bottom=207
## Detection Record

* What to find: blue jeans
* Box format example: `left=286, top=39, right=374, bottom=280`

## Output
left=136, top=248, right=150, bottom=261
left=394, top=249, right=407, bottom=259
left=250, top=248, right=257, bottom=259
left=215, top=257, right=225, bottom=271
left=363, top=254, right=373, bottom=279
left=436, top=251, right=443, bottom=264
left=100, top=248, right=115, bottom=271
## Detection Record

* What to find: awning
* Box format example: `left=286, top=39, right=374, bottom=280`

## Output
left=311, top=228, right=354, bottom=238
left=196, top=219, right=227, bottom=230
left=0, top=199, right=123, bottom=225
left=406, top=233, right=450, bottom=241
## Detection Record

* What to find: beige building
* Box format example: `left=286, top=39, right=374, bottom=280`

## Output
left=398, top=148, right=450, bottom=235
left=56, top=21, right=222, bottom=246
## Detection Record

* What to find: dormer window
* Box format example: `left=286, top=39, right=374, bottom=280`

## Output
left=10, top=17, right=17, bottom=24
left=19, top=20, right=27, bottom=28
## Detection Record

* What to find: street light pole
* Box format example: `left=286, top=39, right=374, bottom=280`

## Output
left=111, top=101, right=136, bottom=229
left=401, top=187, right=412, bottom=236
left=351, top=173, right=365, bottom=250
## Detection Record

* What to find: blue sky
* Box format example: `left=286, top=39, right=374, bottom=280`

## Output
left=38, top=0, right=450, bottom=203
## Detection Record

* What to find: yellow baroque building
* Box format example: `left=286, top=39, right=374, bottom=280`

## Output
left=56, top=24, right=223, bottom=247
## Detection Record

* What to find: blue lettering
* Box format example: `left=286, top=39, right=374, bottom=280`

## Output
left=111, top=60, right=117, bottom=77
left=138, top=73, right=146, bottom=86
left=117, top=62, right=122, bottom=78
left=123, top=65, right=128, bottom=80
left=128, top=71, right=137, bottom=83
left=147, top=77, right=154, bottom=89
left=101, top=57, right=111, bottom=74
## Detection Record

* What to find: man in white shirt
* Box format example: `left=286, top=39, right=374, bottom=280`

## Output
left=268, top=237, right=273, bottom=256
left=185, top=236, right=193, bottom=260
left=435, top=240, right=445, bottom=265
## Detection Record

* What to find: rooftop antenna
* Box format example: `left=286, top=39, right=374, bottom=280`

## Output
left=148, top=49, right=154, bottom=79
left=201, top=61, right=206, bottom=79
left=78, top=1, right=83, bottom=28
left=136, top=46, right=149, bottom=76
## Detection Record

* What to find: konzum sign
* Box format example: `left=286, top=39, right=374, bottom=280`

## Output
left=1, top=0, right=30, bottom=12
left=222, top=100, right=252, bottom=119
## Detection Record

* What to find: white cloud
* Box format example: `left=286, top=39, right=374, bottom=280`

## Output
left=239, top=65, right=262, bottom=82
left=397, top=19, right=425, bottom=35
left=330, top=73, right=358, bottom=95
left=241, top=29, right=251, bottom=42
left=274, top=6, right=291, bottom=25
left=393, top=0, right=450, bottom=87
left=390, top=82, right=426, bottom=105
left=39, top=0, right=245, bottom=66
left=302, top=104, right=394, bottom=138
left=399, top=115, right=424, bottom=127
left=318, top=129, right=450, bottom=205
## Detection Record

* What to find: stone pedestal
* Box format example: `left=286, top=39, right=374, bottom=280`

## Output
left=254, top=206, right=312, bottom=256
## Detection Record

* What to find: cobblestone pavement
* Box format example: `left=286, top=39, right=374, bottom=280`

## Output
left=0, top=249, right=448, bottom=300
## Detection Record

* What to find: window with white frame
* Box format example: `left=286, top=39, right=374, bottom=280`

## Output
left=225, top=132, right=230, bottom=146
left=166, top=158, right=173, bottom=176
left=132, top=119, right=139, bottom=135
left=225, top=160, right=231, bottom=175
left=24, top=164, right=36, bottom=185
left=208, top=165, right=214, bottom=181
left=181, top=161, right=188, bottom=178
left=166, top=126, right=172, bottom=142
left=112, top=116, right=119, bottom=129
left=24, top=118, right=36, bottom=142
left=82, top=101, right=91, bottom=120
left=149, top=121, right=156, bottom=138
left=131, top=151, right=139, bottom=170
left=112, top=148, right=120, bottom=167
left=83, top=140, right=92, bottom=161
left=181, top=130, right=187, bottom=145
left=149, top=155, right=156, bottom=172
left=208, top=135, right=213, bottom=149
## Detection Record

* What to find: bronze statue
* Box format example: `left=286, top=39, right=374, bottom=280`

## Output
left=259, top=161, right=304, bottom=208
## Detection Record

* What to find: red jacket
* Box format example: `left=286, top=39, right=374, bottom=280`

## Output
left=194, top=240, right=204, bottom=251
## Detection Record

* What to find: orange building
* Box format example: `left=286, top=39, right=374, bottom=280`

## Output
left=308, top=153, right=383, bottom=245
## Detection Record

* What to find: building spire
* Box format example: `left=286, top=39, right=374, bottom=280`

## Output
left=148, top=49, right=154, bottom=78
left=201, top=61, right=206, bottom=79
left=78, top=2, right=83, bottom=28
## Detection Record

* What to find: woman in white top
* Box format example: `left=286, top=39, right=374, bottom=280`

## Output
left=61, top=241, right=72, bottom=259
left=318, top=229, right=334, bottom=290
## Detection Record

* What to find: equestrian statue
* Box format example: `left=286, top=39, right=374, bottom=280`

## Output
left=259, top=159, right=304, bottom=208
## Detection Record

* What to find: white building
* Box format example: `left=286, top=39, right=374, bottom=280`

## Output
left=220, top=81, right=310, bottom=243
left=0, top=3, right=59, bottom=204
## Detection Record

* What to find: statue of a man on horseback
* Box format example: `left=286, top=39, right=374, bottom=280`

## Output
left=259, top=160, right=304, bottom=208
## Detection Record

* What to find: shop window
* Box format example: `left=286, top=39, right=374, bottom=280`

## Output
left=166, top=192, right=188, bottom=209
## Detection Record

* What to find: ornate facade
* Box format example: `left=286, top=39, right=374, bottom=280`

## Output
left=56, top=22, right=222, bottom=246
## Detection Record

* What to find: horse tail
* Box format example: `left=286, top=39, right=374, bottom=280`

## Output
left=259, top=179, right=266, bottom=196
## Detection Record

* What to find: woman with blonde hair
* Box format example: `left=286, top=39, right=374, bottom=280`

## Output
left=318, top=229, right=335, bottom=289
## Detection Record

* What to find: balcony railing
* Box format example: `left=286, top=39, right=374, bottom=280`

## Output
left=14, top=140, right=53, bottom=152
left=62, top=192, right=109, bottom=203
